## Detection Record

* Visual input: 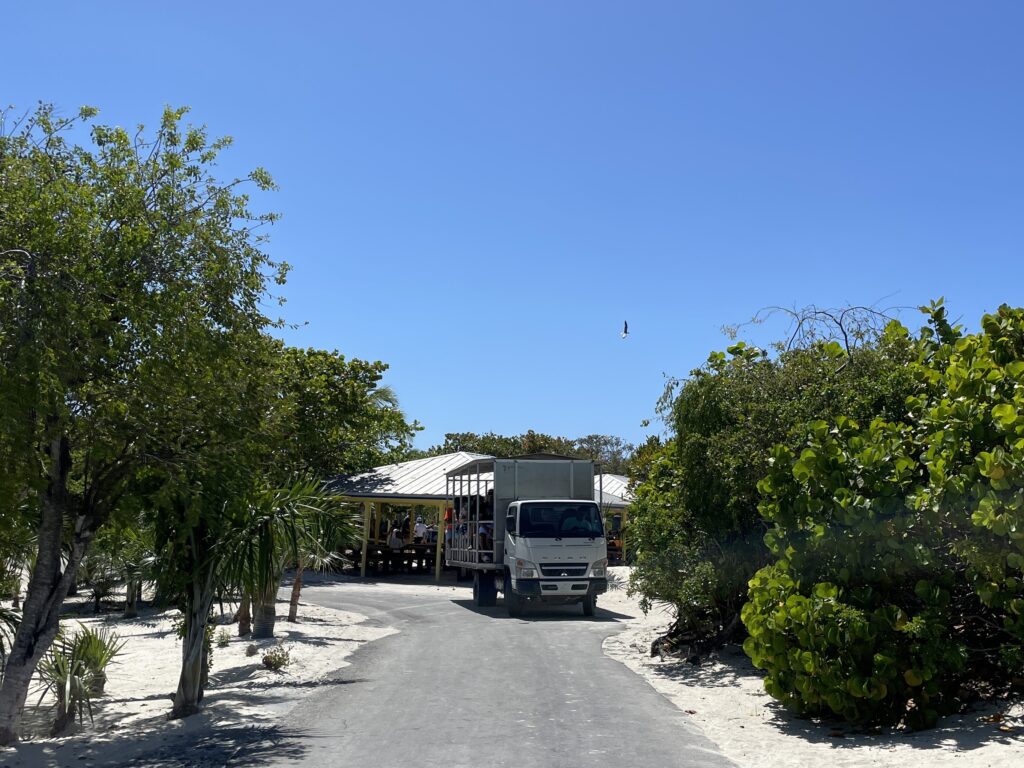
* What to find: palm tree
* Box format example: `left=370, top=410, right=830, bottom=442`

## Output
left=92, top=512, right=157, bottom=619
left=223, top=478, right=360, bottom=639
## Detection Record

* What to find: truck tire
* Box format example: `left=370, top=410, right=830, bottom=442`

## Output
left=582, top=593, right=596, bottom=617
left=505, top=576, right=522, bottom=618
left=473, top=571, right=497, bottom=608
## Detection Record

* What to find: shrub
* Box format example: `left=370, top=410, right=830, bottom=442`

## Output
left=629, top=333, right=916, bottom=645
left=78, top=555, right=122, bottom=613
left=34, top=623, right=123, bottom=735
left=261, top=644, right=290, bottom=671
left=744, top=304, right=1024, bottom=728
left=172, top=614, right=216, bottom=669
left=215, top=629, right=231, bottom=648
left=76, top=625, right=126, bottom=694
left=0, top=605, right=19, bottom=681
left=744, top=421, right=968, bottom=728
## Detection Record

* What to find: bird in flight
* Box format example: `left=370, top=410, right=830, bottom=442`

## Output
left=621, top=320, right=629, bottom=339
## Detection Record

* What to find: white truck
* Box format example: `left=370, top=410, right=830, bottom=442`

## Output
left=445, top=456, right=608, bottom=617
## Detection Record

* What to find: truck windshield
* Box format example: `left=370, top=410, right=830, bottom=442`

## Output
left=519, top=503, right=604, bottom=538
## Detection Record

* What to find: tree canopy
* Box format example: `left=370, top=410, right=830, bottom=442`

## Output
left=422, top=431, right=634, bottom=474
left=0, top=104, right=417, bottom=740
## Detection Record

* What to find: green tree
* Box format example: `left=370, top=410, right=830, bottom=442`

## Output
left=424, top=431, right=632, bottom=470
left=629, top=330, right=916, bottom=650
left=0, top=105, right=282, bottom=743
left=744, top=303, right=1024, bottom=727
left=273, top=347, right=418, bottom=479
left=266, top=347, right=416, bottom=624
left=224, top=479, right=360, bottom=639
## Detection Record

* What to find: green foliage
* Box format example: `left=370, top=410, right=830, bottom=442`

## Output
left=215, top=629, right=231, bottom=648
left=78, top=554, right=122, bottom=612
left=272, top=347, right=419, bottom=478
left=220, top=477, right=361, bottom=601
left=744, top=303, right=1024, bottom=728
left=74, top=625, right=126, bottom=694
left=423, top=431, right=634, bottom=474
left=34, top=624, right=123, bottom=734
left=0, top=607, right=19, bottom=679
left=629, top=332, right=917, bottom=640
left=261, top=644, right=290, bottom=671
left=744, top=418, right=969, bottom=728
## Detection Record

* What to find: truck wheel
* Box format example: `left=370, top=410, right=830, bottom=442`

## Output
left=505, top=578, right=522, bottom=617
left=474, top=572, right=497, bottom=607
left=582, top=593, right=596, bottom=617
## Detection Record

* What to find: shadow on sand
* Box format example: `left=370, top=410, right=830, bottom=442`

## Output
left=8, top=722, right=312, bottom=768
left=647, top=644, right=1024, bottom=753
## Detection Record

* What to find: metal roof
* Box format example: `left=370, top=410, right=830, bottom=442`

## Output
left=329, top=455, right=636, bottom=508
left=328, top=452, right=491, bottom=500
left=446, top=453, right=589, bottom=478
left=596, top=474, right=633, bottom=503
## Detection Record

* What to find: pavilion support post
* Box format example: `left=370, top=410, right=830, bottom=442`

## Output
left=434, top=502, right=444, bottom=583
left=360, top=501, right=370, bottom=578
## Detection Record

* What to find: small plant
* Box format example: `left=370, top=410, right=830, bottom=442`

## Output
left=1, top=605, right=20, bottom=682
left=215, top=629, right=231, bottom=648
left=261, top=644, right=290, bottom=671
left=172, top=614, right=217, bottom=669
left=76, top=624, right=126, bottom=694
left=78, top=556, right=121, bottom=613
left=34, top=623, right=124, bottom=735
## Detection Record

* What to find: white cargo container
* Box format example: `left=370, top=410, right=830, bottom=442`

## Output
left=445, top=457, right=608, bottom=616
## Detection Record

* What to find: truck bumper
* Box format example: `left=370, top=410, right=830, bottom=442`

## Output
left=514, top=577, right=607, bottom=598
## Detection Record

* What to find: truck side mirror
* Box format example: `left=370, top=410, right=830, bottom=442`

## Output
left=505, top=514, right=516, bottom=536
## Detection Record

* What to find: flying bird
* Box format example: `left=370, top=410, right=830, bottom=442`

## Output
left=621, top=320, right=629, bottom=339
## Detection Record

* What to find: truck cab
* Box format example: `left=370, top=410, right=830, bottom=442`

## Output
left=445, top=456, right=608, bottom=617
left=501, top=499, right=608, bottom=617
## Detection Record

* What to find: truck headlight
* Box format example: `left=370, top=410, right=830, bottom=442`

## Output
left=590, top=558, right=608, bottom=578
left=515, top=559, right=538, bottom=579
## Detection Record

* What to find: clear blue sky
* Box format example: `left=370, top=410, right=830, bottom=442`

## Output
left=7, top=2, right=1023, bottom=450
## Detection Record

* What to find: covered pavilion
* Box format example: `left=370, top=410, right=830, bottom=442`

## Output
left=329, top=452, right=634, bottom=580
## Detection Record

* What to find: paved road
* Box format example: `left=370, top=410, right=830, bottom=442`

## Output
left=253, top=577, right=734, bottom=768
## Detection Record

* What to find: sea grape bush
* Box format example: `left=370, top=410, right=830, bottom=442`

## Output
left=743, top=303, right=1024, bottom=728
left=744, top=417, right=969, bottom=728
left=629, top=334, right=916, bottom=643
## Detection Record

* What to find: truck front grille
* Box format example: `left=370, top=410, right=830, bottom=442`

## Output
left=539, top=563, right=588, bottom=577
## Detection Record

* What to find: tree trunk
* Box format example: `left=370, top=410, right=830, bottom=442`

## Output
left=123, top=577, right=138, bottom=619
left=0, top=434, right=91, bottom=746
left=287, top=564, right=304, bottom=622
left=236, top=593, right=252, bottom=637
left=200, top=640, right=209, bottom=701
left=170, top=576, right=215, bottom=719
left=50, top=701, right=76, bottom=737
left=251, top=582, right=277, bottom=639
left=10, top=567, right=21, bottom=610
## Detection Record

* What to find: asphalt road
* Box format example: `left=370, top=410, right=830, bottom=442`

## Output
left=252, top=577, right=735, bottom=768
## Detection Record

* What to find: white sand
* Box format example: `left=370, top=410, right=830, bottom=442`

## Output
left=2, top=595, right=394, bottom=766
left=600, top=566, right=1024, bottom=768
left=4, top=569, right=1022, bottom=767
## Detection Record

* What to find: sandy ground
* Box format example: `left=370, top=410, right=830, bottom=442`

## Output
left=3, top=569, right=1022, bottom=767
left=1, top=593, right=395, bottom=767
left=600, top=566, right=1024, bottom=768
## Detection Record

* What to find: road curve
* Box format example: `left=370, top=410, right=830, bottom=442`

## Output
left=255, top=576, right=735, bottom=768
